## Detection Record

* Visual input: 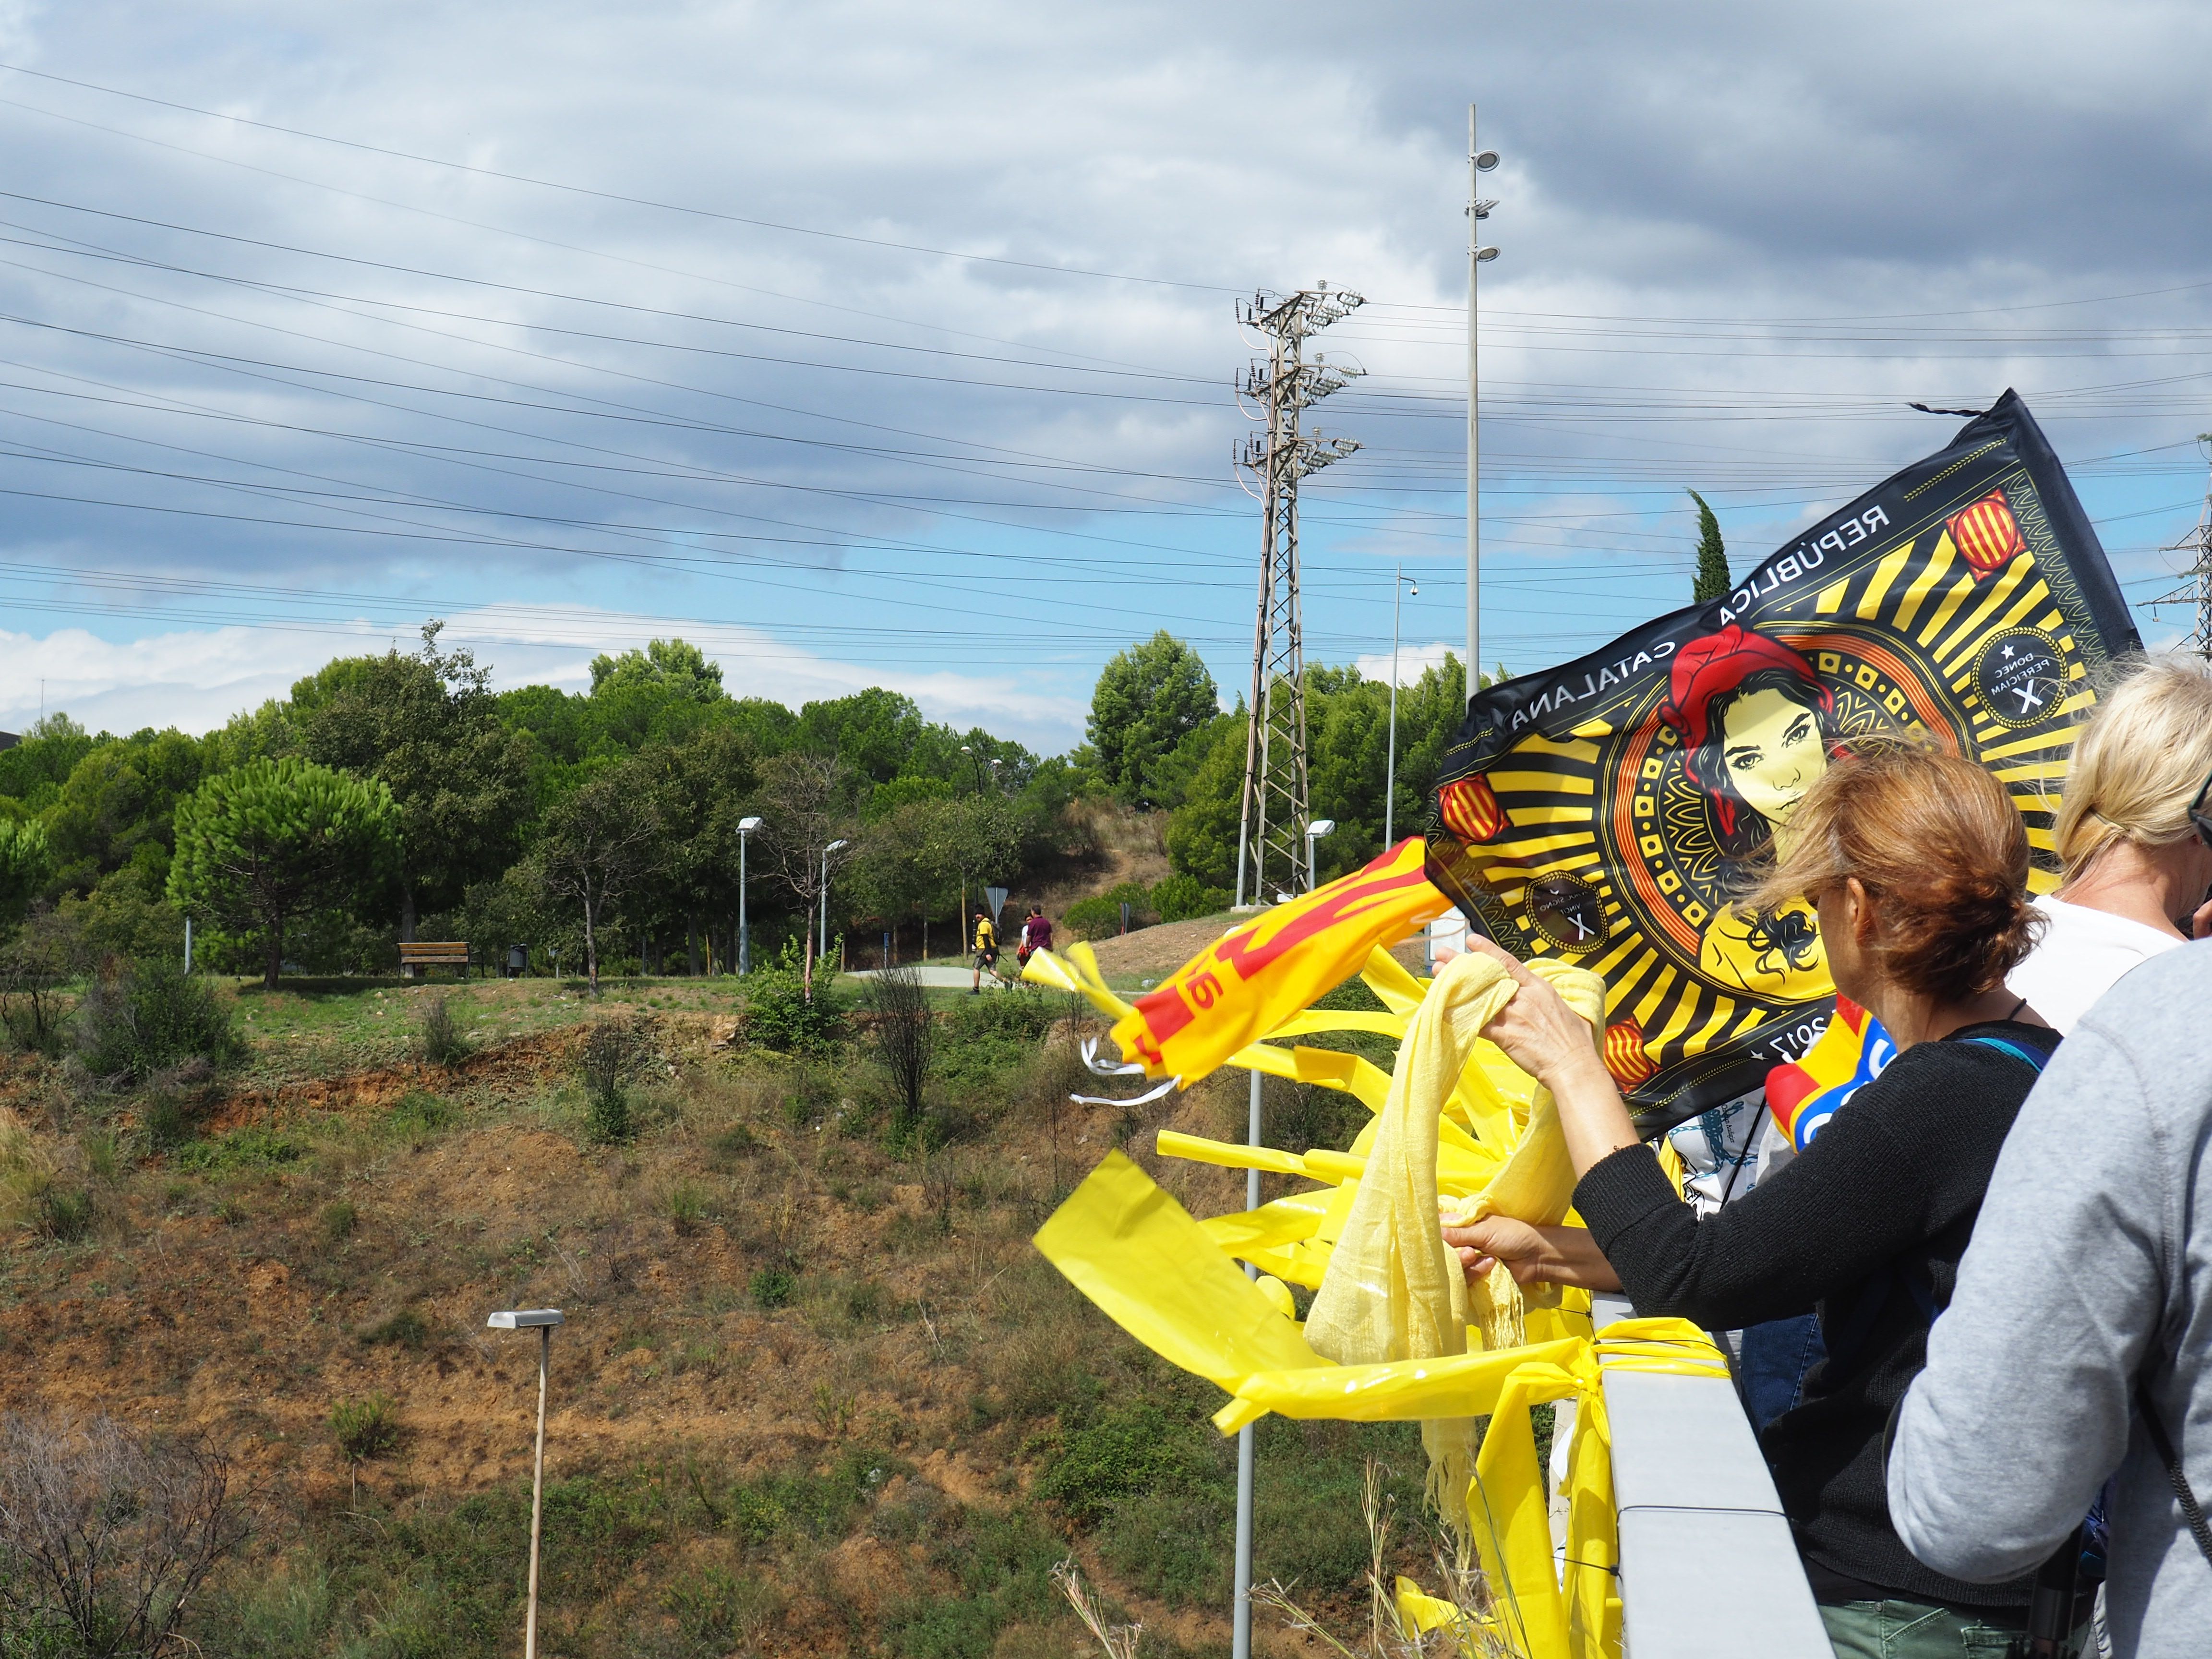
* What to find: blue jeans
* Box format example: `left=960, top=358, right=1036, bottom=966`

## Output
left=1740, top=1311, right=1825, bottom=1431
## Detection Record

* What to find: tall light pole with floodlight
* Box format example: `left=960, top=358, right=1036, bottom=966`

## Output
left=1385, top=572, right=1419, bottom=847
left=1467, top=110, right=1501, bottom=681
left=487, top=1308, right=564, bottom=1659
left=1232, top=815, right=1334, bottom=1659
left=737, top=816, right=763, bottom=976
left=819, top=839, right=849, bottom=962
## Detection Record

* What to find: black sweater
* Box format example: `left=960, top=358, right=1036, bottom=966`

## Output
left=1573, top=1020, right=2061, bottom=1610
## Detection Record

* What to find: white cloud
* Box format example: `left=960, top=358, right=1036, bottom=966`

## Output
left=0, top=0, right=2198, bottom=724
left=0, top=608, right=1091, bottom=750
left=1353, top=639, right=1456, bottom=687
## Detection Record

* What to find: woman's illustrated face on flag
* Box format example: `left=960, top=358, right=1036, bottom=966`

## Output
left=1719, top=685, right=1827, bottom=837
left=1665, top=625, right=1837, bottom=859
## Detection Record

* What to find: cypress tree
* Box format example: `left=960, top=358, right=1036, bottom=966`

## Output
left=1689, top=489, right=1730, bottom=601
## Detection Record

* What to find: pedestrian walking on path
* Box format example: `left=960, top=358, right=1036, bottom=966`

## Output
left=1016, top=905, right=1053, bottom=972
left=970, top=909, right=999, bottom=993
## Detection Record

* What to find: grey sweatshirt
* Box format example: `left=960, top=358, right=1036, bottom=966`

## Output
left=1887, top=941, right=2212, bottom=1657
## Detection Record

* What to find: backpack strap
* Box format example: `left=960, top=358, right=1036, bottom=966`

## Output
left=2138, top=1379, right=2212, bottom=1568
left=1828, top=1034, right=2048, bottom=1368
left=1960, top=1033, right=2051, bottom=1073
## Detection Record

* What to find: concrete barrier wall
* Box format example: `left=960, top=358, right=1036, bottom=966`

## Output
left=1588, top=1291, right=1833, bottom=1659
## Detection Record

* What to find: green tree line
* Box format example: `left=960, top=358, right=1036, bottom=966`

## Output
left=0, top=622, right=1476, bottom=987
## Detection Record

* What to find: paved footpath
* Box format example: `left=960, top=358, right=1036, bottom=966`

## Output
left=844, top=965, right=1016, bottom=989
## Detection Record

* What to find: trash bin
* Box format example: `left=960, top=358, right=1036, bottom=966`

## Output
left=506, top=943, right=528, bottom=979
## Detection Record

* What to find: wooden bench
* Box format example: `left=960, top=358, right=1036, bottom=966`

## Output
left=399, top=941, right=472, bottom=978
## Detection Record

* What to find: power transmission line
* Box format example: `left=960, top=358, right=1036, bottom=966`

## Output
left=2149, top=436, right=2212, bottom=659
left=1232, top=285, right=1364, bottom=907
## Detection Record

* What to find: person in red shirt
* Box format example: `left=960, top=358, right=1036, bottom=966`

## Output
left=1017, top=906, right=1053, bottom=970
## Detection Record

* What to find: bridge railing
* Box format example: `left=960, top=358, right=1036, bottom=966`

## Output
left=1589, top=1292, right=1833, bottom=1659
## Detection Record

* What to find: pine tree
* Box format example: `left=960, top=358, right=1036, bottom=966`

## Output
left=1689, top=489, right=1730, bottom=601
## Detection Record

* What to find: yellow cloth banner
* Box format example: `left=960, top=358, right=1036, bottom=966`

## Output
left=1031, top=1150, right=1724, bottom=1659
left=1108, top=836, right=1449, bottom=1081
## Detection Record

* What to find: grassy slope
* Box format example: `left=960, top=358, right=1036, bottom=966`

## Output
left=0, top=974, right=1440, bottom=1659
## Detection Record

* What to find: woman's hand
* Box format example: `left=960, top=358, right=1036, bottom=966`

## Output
left=1465, top=937, right=1642, bottom=1176
left=1464, top=938, right=1613, bottom=1093
left=1443, top=1215, right=1622, bottom=1292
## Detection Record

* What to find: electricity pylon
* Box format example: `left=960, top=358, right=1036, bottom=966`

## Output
left=1232, top=286, right=1364, bottom=906
left=2150, top=435, right=2212, bottom=660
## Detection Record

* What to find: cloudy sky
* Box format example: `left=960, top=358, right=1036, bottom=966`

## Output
left=0, top=1, right=2207, bottom=749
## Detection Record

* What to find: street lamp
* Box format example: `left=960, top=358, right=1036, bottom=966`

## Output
left=1305, top=819, right=1335, bottom=894
left=487, top=1308, right=565, bottom=1659
left=1385, top=571, right=1419, bottom=847
left=736, top=816, right=763, bottom=976
left=819, top=839, right=849, bottom=962
left=959, top=743, right=984, bottom=793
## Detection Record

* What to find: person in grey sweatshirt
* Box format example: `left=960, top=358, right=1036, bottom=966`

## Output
left=1887, top=940, right=2212, bottom=1658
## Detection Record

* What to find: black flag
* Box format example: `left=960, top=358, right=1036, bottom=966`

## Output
left=1425, top=391, right=2137, bottom=1133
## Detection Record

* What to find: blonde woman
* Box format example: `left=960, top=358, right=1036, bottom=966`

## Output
left=2008, top=655, right=2212, bottom=1032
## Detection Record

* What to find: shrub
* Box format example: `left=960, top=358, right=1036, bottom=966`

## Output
left=0, top=1415, right=248, bottom=1658
left=741, top=941, right=849, bottom=1052
left=936, top=988, right=1057, bottom=1101
left=1269, top=1080, right=1365, bottom=1156
left=1252, top=1425, right=1428, bottom=1599
left=414, top=995, right=471, bottom=1067
left=880, top=1505, right=1064, bottom=1656
left=749, top=1268, right=796, bottom=1309
left=707, top=1122, right=759, bottom=1166
left=320, top=1200, right=357, bottom=1243
left=579, top=1017, right=647, bottom=1144
left=1060, top=895, right=1120, bottom=942
left=864, top=965, right=935, bottom=1142
left=1151, top=873, right=1232, bottom=923
left=664, top=1181, right=710, bottom=1233
left=1035, top=1402, right=1221, bottom=1528
left=386, top=1090, right=457, bottom=1144
left=140, top=1092, right=193, bottom=1152
left=30, top=1180, right=94, bottom=1243
left=663, top=1566, right=783, bottom=1651
left=172, top=1126, right=302, bottom=1175
left=1100, top=1486, right=1233, bottom=1606
left=0, top=910, right=76, bottom=1058
left=330, top=1394, right=403, bottom=1464
left=359, top=1309, right=431, bottom=1350
left=72, top=958, right=243, bottom=1090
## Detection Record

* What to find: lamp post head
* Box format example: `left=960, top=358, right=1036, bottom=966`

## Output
left=488, top=1309, right=564, bottom=1329
left=1307, top=819, right=1336, bottom=841
left=960, top=744, right=973, bottom=754
left=826, top=839, right=849, bottom=854
left=1409, top=584, right=1419, bottom=597
left=738, top=816, right=763, bottom=833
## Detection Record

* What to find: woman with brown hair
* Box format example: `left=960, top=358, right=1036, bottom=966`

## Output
left=1444, top=745, right=2065, bottom=1658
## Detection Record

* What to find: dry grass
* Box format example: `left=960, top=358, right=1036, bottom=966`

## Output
left=0, top=974, right=1430, bottom=1656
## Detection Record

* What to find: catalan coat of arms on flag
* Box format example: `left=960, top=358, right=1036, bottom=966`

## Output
left=1424, top=392, right=2138, bottom=1133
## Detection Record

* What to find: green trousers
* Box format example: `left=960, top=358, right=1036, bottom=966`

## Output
left=1819, top=1598, right=2084, bottom=1657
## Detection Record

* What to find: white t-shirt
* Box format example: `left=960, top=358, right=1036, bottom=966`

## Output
left=2006, top=893, right=2185, bottom=1034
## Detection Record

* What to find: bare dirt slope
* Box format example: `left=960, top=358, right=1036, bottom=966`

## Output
left=0, top=982, right=1409, bottom=1656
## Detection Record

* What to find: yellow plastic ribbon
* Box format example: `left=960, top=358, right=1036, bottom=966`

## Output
left=1032, top=1148, right=1726, bottom=1659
